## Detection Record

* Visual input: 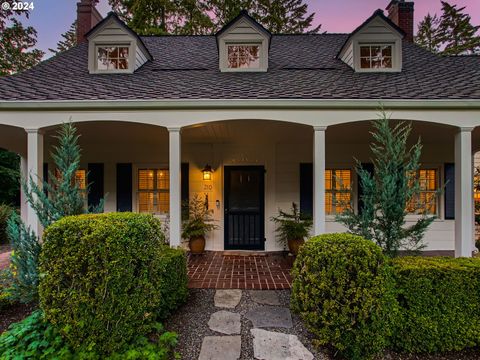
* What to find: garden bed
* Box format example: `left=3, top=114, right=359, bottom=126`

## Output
left=0, top=303, right=35, bottom=333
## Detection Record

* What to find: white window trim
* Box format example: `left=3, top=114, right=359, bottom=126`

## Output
left=219, top=40, right=268, bottom=73
left=325, top=165, right=356, bottom=221
left=353, top=40, right=402, bottom=73
left=132, top=163, right=170, bottom=216
left=89, top=41, right=136, bottom=74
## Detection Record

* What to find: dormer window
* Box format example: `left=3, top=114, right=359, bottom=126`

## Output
left=97, top=46, right=130, bottom=71
left=359, top=45, right=393, bottom=69
left=227, top=44, right=261, bottom=69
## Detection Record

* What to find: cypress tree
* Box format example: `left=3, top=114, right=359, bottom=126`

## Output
left=415, top=13, right=441, bottom=54
left=49, top=21, right=77, bottom=55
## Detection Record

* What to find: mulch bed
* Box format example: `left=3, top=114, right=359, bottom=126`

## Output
left=0, top=303, right=36, bottom=333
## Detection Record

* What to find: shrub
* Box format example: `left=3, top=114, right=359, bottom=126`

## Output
left=39, top=213, right=188, bottom=354
left=291, top=233, right=397, bottom=360
left=0, top=204, right=12, bottom=245
left=0, top=310, right=178, bottom=360
left=391, top=256, right=480, bottom=353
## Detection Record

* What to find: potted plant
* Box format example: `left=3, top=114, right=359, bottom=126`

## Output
left=182, top=194, right=218, bottom=254
left=271, top=202, right=313, bottom=255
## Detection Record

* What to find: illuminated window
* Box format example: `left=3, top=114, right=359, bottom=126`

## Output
left=227, top=45, right=260, bottom=69
left=75, top=170, right=86, bottom=190
left=360, top=45, right=392, bottom=69
left=325, top=169, right=352, bottom=215
left=97, top=46, right=130, bottom=71
left=406, top=169, right=438, bottom=215
left=138, top=169, right=169, bottom=214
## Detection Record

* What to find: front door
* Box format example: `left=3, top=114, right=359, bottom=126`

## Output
left=224, top=166, right=265, bottom=250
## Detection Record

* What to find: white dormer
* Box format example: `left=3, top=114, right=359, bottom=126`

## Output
left=86, top=13, right=152, bottom=74
left=338, top=10, right=404, bottom=73
left=216, top=11, right=271, bottom=72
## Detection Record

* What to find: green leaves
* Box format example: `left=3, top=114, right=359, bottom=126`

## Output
left=336, top=110, right=434, bottom=257
left=39, top=213, right=187, bottom=354
left=181, top=193, right=218, bottom=239
left=271, top=202, right=312, bottom=246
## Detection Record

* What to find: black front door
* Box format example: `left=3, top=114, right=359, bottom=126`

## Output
left=224, top=166, right=265, bottom=250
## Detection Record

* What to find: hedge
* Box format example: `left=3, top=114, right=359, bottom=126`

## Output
left=391, top=256, right=480, bottom=353
left=39, top=212, right=188, bottom=354
left=291, top=233, right=397, bottom=360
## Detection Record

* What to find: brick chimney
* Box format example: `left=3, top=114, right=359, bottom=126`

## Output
left=76, top=0, right=102, bottom=44
left=386, top=0, right=414, bottom=42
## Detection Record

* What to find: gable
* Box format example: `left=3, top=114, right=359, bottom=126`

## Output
left=86, top=13, right=152, bottom=73
left=338, top=10, right=404, bottom=72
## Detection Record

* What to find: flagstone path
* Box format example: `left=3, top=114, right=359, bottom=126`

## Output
left=167, top=289, right=324, bottom=360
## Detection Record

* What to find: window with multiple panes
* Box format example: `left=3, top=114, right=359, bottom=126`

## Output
left=97, top=46, right=129, bottom=71
left=227, top=45, right=260, bottom=69
left=137, top=169, right=169, bottom=214
left=406, top=169, right=438, bottom=215
left=359, top=45, right=393, bottom=69
left=325, top=169, right=352, bottom=215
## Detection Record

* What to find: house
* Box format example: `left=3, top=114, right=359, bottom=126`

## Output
left=0, top=0, right=479, bottom=257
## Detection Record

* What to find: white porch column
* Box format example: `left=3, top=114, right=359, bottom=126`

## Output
left=313, top=126, right=327, bottom=235
left=454, top=127, right=474, bottom=257
left=25, top=129, right=43, bottom=234
left=20, top=156, right=28, bottom=224
left=168, top=127, right=181, bottom=248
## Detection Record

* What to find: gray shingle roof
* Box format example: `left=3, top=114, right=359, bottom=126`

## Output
left=0, top=34, right=479, bottom=101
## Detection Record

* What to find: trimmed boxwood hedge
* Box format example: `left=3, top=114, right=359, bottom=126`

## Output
left=39, top=212, right=188, bottom=354
left=291, top=233, right=397, bottom=360
left=391, top=256, right=480, bottom=353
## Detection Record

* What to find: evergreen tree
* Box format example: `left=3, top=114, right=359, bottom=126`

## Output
left=8, top=122, right=103, bottom=303
left=254, top=0, right=320, bottom=34
left=0, top=149, right=20, bottom=205
left=207, top=0, right=253, bottom=29
left=49, top=21, right=77, bottom=55
left=336, top=111, right=436, bottom=257
left=438, top=1, right=480, bottom=55
left=415, top=13, right=441, bottom=54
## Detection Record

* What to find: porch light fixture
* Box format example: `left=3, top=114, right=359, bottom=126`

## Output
left=202, top=164, right=213, bottom=181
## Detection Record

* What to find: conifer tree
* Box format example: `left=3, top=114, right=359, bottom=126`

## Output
left=254, top=0, right=320, bottom=34
left=336, top=111, right=437, bottom=257
left=49, top=21, right=77, bottom=55
left=438, top=1, right=480, bottom=55
left=7, top=122, right=103, bottom=303
left=415, top=13, right=441, bottom=53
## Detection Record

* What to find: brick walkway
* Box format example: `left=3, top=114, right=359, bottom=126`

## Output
left=187, top=252, right=294, bottom=290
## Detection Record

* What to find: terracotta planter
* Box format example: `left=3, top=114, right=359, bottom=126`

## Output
left=189, top=236, right=206, bottom=254
left=288, top=238, right=305, bottom=255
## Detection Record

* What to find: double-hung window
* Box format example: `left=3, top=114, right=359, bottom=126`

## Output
left=137, top=169, right=169, bottom=214
left=406, top=169, right=438, bottom=215
left=325, top=169, right=352, bottom=215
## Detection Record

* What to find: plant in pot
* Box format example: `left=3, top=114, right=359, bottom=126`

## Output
left=271, top=202, right=312, bottom=255
left=182, top=194, right=218, bottom=254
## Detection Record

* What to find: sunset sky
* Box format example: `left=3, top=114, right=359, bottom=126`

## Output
left=16, top=0, right=480, bottom=56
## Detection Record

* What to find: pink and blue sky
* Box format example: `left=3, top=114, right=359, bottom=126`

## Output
left=17, top=0, right=480, bottom=56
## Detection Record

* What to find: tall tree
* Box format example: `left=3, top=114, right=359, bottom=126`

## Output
left=0, top=19, right=44, bottom=76
left=207, top=0, right=255, bottom=29
left=438, top=1, right=480, bottom=55
left=49, top=21, right=77, bottom=55
left=415, top=13, right=441, bottom=53
left=254, top=0, right=320, bottom=34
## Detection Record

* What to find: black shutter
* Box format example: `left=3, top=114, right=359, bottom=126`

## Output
left=299, top=163, right=313, bottom=217
left=88, top=163, right=104, bottom=210
left=181, top=163, right=189, bottom=205
left=43, top=163, right=49, bottom=196
left=358, top=163, right=374, bottom=214
left=116, top=163, right=132, bottom=212
left=444, top=163, right=455, bottom=220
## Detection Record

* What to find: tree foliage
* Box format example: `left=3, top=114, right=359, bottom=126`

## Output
left=415, top=1, right=480, bottom=55
left=107, top=0, right=320, bottom=35
left=49, top=21, right=77, bottom=55
left=0, top=149, right=20, bottom=205
left=336, top=111, right=436, bottom=257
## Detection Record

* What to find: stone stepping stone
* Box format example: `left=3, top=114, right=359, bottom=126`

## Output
left=208, top=311, right=241, bottom=335
left=245, top=306, right=293, bottom=329
left=198, top=336, right=241, bottom=360
left=251, top=329, right=314, bottom=360
left=214, top=289, right=242, bottom=309
left=249, top=290, right=281, bottom=306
